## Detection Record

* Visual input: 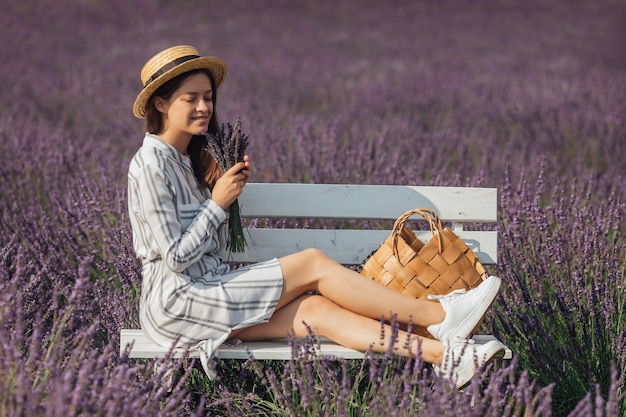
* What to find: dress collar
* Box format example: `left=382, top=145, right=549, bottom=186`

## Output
left=142, top=133, right=193, bottom=169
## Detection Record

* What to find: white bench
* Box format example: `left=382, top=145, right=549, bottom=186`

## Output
left=120, top=183, right=511, bottom=360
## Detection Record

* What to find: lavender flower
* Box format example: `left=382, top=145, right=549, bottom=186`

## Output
left=202, top=118, right=250, bottom=253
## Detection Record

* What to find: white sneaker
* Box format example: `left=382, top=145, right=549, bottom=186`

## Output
left=434, top=338, right=506, bottom=389
left=426, top=275, right=501, bottom=341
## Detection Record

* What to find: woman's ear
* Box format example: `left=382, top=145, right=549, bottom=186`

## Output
left=153, top=96, right=168, bottom=113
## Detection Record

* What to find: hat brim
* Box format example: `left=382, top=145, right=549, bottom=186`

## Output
left=132, top=56, right=226, bottom=119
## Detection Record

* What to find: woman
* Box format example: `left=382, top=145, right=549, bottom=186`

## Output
left=128, top=45, right=505, bottom=388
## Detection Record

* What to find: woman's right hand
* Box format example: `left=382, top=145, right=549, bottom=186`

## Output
left=210, top=158, right=251, bottom=211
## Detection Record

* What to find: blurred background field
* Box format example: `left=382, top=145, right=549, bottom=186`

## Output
left=0, top=0, right=624, bottom=415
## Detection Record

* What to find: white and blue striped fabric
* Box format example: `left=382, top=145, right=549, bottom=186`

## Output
left=127, top=133, right=283, bottom=376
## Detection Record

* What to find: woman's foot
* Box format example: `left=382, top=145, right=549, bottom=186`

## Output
left=434, top=338, right=506, bottom=389
left=426, top=275, right=501, bottom=341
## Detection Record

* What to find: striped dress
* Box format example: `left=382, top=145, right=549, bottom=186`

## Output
left=127, top=133, right=284, bottom=363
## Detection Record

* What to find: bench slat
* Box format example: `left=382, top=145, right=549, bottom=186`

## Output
left=120, top=329, right=512, bottom=360
left=239, top=184, right=497, bottom=222
left=218, top=229, right=497, bottom=265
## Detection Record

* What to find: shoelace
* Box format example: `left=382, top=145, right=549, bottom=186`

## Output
left=427, top=288, right=467, bottom=301
left=434, top=338, right=476, bottom=375
left=440, top=338, right=477, bottom=372
left=450, top=336, right=475, bottom=345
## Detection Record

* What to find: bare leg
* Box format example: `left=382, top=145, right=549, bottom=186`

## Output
left=233, top=294, right=445, bottom=364
left=275, top=248, right=445, bottom=327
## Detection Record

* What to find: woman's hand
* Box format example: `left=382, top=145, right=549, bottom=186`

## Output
left=211, top=155, right=251, bottom=211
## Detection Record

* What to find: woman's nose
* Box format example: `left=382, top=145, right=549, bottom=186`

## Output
left=197, top=98, right=211, bottom=112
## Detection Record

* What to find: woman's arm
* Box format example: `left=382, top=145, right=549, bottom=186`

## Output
left=129, top=163, right=227, bottom=272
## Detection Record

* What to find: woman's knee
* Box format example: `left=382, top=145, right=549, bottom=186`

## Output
left=298, top=294, right=340, bottom=326
left=301, top=247, right=338, bottom=271
left=278, top=248, right=338, bottom=293
left=302, top=247, right=329, bottom=261
left=280, top=247, right=329, bottom=269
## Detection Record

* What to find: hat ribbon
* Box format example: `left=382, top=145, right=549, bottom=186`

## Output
left=144, top=54, right=199, bottom=87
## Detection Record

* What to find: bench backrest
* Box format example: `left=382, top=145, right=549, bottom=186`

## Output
left=216, top=184, right=498, bottom=265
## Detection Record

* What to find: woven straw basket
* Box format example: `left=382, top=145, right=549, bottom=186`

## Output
left=360, top=208, right=489, bottom=336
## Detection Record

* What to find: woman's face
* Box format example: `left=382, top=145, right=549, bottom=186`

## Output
left=157, top=72, right=214, bottom=138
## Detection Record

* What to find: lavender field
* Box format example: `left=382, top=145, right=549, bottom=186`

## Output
left=1, top=0, right=624, bottom=415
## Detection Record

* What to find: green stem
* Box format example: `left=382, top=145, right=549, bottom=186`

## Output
left=227, top=199, right=247, bottom=253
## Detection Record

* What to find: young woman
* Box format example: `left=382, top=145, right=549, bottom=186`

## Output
left=128, top=45, right=505, bottom=388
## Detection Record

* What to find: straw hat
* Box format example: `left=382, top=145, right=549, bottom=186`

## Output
left=133, top=45, right=227, bottom=118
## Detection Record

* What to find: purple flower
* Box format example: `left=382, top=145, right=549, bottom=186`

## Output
left=202, top=118, right=250, bottom=253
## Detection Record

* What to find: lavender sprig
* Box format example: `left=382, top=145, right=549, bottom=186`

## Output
left=202, top=118, right=249, bottom=253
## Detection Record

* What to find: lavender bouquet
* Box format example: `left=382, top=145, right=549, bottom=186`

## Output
left=202, top=118, right=249, bottom=253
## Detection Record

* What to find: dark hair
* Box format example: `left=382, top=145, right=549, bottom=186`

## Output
left=145, top=69, right=221, bottom=189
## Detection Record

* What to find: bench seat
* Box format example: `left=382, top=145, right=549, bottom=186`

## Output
left=120, top=329, right=512, bottom=360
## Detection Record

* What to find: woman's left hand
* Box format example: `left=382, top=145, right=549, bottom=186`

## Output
left=210, top=155, right=252, bottom=210
left=236, top=154, right=252, bottom=186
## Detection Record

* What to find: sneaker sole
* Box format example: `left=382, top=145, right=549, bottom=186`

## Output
left=468, top=294, right=498, bottom=337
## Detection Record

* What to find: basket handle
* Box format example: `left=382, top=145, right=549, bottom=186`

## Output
left=391, top=208, right=444, bottom=261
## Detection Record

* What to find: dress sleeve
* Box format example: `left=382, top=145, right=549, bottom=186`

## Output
left=130, top=163, right=227, bottom=272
